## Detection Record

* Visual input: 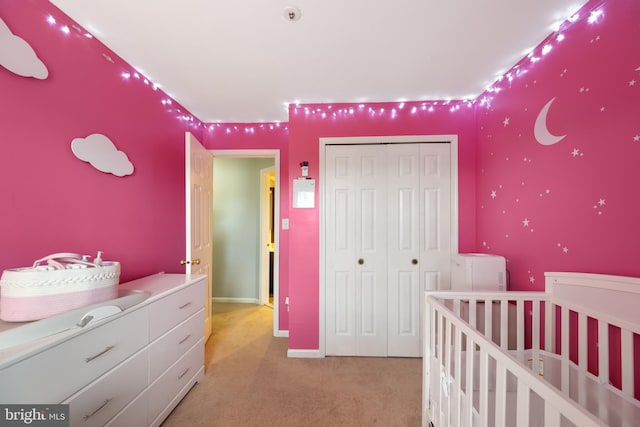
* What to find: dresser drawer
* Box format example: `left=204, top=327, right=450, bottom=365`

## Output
left=65, top=348, right=148, bottom=427
left=147, top=338, right=204, bottom=423
left=0, top=307, right=148, bottom=404
left=149, top=280, right=204, bottom=341
left=149, top=309, right=204, bottom=382
left=105, top=388, right=148, bottom=427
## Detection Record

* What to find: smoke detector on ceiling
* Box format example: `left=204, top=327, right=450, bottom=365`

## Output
left=283, top=6, right=302, bottom=22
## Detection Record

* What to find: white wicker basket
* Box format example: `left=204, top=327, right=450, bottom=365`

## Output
left=0, top=252, right=120, bottom=322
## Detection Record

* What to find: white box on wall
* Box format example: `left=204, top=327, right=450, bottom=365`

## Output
left=451, top=253, right=506, bottom=292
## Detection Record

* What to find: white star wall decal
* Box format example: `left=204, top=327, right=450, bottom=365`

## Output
left=523, top=218, right=530, bottom=227
left=593, top=198, right=607, bottom=215
left=503, top=117, right=510, bottom=127
left=633, top=134, right=640, bottom=142
left=630, top=80, right=637, bottom=86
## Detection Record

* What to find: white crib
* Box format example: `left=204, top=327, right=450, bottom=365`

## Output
left=423, top=272, right=640, bottom=427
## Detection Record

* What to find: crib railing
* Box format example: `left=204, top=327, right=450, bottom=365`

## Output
left=544, top=272, right=640, bottom=403
left=423, top=291, right=608, bottom=427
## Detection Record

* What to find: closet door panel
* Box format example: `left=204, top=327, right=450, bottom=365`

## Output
left=397, top=271, right=417, bottom=334
left=326, top=145, right=387, bottom=356
left=420, top=143, right=452, bottom=292
left=424, top=188, right=440, bottom=250
left=354, top=149, right=387, bottom=356
left=387, top=144, right=421, bottom=357
left=359, top=272, right=377, bottom=334
left=333, top=271, right=351, bottom=334
left=326, top=149, right=357, bottom=355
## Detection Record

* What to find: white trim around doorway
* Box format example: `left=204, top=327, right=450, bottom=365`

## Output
left=209, top=149, right=285, bottom=338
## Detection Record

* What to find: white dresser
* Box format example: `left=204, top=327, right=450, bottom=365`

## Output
left=0, top=273, right=206, bottom=427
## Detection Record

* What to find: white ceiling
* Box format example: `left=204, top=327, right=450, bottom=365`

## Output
left=50, top=0, right=587, bottom=123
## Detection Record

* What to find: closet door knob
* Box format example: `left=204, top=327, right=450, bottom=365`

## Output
left=358, top=258, right=364, bottom=265
left=411, top=259, right=418, bottom=265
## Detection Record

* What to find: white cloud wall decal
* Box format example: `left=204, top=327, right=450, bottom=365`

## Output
left=71, top=134, right=134, bottom=177
left=0, top=17, right=48, bottom=79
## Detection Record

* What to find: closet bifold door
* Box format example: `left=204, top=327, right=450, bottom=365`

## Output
left=325, top=142, right=451, bottom=358
left=418, top=143, right=451, bottom=298
left=325, top=144, right=388, bottom=357
left=387, top=144, right=421, bottom=357
left=387, top=142, right=451, bottom=357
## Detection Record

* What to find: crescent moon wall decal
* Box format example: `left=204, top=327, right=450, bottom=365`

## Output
left=534, top=97, right=566, bottom=146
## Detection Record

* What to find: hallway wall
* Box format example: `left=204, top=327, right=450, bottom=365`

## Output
left=212, top=157, right=275, bottom=301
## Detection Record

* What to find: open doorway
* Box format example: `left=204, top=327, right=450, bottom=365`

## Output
left=210, top=150, right=281, bottom=337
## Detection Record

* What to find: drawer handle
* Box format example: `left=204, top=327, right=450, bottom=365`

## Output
left=178, top=367, right=191, bottom=380
left=83, top=398, right=112, bottom=421
left=85, top=345, right=115, bottom=363
left=178, top=302, right=192, bottom=310
left=179, top=334, right=192, bottom=345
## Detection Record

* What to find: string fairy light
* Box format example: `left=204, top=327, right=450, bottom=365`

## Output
left=43, top=11, right=205, bottom=130
left=207, top=122, right=289, bottom=134
left=478, top=0, right=606, bottom=108
left=41, top=0, right=607, bottom=132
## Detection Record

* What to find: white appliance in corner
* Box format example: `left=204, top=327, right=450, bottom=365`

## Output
left=451, top=253, right=506, bottom=291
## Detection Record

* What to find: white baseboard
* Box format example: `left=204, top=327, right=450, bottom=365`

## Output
left=287, top=349, right=323, bottom=358
left=274, top=330, right=289, bottom=338
left=212, top=297, right=259, bottom=304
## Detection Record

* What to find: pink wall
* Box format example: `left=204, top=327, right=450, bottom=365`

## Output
left=475, top=0, right=640, bottom=291
left=0, top=0, right=201, bottom=282
left=201, top=123, right=290, bottom=330
left=287, top=102, right=478, bottom=350
left=5, top=0, right=639, bottom=361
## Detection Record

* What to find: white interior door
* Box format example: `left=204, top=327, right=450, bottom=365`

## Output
left=185, top=132, right=213, bottom=342
left=325, top=145, right=388, bottom=356
left=259, top=166, right=275, bottom=306
left=326, top=142, right=451, bottom=357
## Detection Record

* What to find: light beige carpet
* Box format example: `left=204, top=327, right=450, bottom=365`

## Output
left=161, top=303, right=422, bottom=427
